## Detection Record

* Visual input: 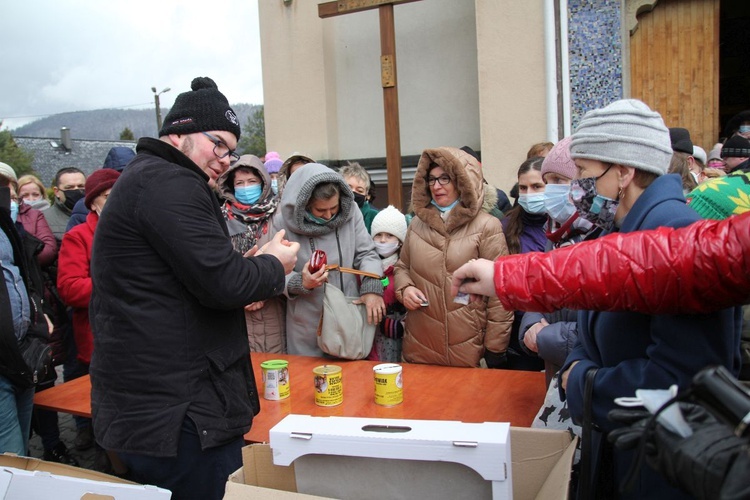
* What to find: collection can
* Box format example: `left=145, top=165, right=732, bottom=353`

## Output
left=373, top=363, right=403, bottom=406
left=260, top=360, right=290, bottom=400
left=313, top=365, right=343, bottom=407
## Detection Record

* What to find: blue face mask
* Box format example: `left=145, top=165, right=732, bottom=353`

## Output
left=271, top=179, right=278, bottom=195
left=430, top=199, right=459, bottom=212
left=518, top=192, right=546, bottom=214
left=543, top=184, right=576, bottom=223
left=10, top=200, right=18, bottom=223
left=235, top=184, right=262, bottom=205
left=740, top=125, right=750, bottom=134
left=305, top=210, right=338, bottom=225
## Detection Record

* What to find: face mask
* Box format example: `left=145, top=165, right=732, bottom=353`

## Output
left=374, top=241, right=400, bottom=258
left=352, top=192, right=366, bottom=209
left=543, top=184, right=576, bottom=224
left=740, top=125, right=750, bottom=134
left=430, top=199, right=459, bottom=212
left=570, top=173, right=619, bottom=231
left=10, top=200, right=18, bottom=223
left=271, top=179, right=278, bottom=195
left=234, top=184, right=262, bottom=205
left=518, top=192, right=546, bottom=215
left=62, top=189, right=85, bottom=210
left=304, top=210, right=338, bottom=226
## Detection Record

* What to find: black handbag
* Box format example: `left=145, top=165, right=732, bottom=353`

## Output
left=18, top=333, right=53, bottom=385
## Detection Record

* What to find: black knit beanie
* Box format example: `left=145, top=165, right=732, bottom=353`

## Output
left=159, top=77, right=241, bottom=140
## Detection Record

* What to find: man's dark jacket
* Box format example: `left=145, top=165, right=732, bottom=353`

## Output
left=90, top=138, right=285, bottom=456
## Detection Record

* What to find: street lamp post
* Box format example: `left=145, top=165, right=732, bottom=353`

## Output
left=152, top=86, right=171, bottom=134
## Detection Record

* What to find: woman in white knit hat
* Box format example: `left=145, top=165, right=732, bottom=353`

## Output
left=367, top=205, right=408, bottom=362
left=558, top=99, right=742, bottom=499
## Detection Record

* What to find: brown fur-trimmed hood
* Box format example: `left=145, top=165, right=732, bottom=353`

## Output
left=411, top=147, right=485, bottom=235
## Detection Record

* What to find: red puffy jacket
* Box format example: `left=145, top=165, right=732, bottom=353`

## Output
left=493, top=212, right=750, bottom=314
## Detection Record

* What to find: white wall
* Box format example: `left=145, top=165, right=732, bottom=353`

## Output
left=259, top=0, right=548, bottom=195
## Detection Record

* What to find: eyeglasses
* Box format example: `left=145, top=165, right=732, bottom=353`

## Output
left=201, top=132, right=240, bottom=161
left=427, top=174, right=451, bottom=186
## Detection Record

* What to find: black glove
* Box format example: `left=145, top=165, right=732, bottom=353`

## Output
left=483, top=350, right=508, bottom=369
left=608, top=403, right=750, bottom=500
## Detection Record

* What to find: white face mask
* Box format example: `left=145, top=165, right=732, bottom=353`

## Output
left=374, top=241, right=400, bottom=258
left=543, top=184, right=576, bottom=224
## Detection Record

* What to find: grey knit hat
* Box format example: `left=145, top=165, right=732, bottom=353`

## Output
left=570, top=99, right=673, bottom=176
left=159, top=77, right=241, bottom=140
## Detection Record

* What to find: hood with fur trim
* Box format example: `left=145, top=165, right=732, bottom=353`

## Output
left=411, top=147, right=486, bottom=235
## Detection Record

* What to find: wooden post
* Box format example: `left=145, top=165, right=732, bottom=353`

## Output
left=319, top=0, right=422, bottom=210
left=379, top=4, right=403, bottom=210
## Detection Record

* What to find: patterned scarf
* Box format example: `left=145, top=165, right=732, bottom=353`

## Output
left=221, top=196, right=278, bottom=254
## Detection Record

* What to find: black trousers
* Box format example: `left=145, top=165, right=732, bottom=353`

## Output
left=118, top=417, right=244, bottom=500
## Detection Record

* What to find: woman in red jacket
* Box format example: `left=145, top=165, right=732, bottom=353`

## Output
left=451, top=211, right=750, bottom=315
left=58, top=169, right=120, bottom=367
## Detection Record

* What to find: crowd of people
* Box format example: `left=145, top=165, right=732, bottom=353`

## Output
left=1, top=77, right=749, bottom=499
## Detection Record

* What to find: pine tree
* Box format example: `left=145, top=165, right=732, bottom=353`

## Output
left=120, top=127, right=135, bottom=140
left=237, top=106, right=265, bottom=156
left=0, top=124, right=34, bottom=176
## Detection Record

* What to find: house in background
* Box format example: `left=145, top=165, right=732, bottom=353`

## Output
left=14, top=128, right=135, bottom=187
left=257, top=0, right=749, bottom=207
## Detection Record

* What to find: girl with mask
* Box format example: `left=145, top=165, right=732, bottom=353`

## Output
left=501, top=157, right=547, bottom=254
left=394, top=147, right=512, bottom=368
left=367, top=205, right=408, bottom=362
left=217, top=155, right=283, bottom=352
left=264, top=163, right=384, bottom=356
left=500, top=157, right=548, bottom=371
left=559, top=99, right=742, bottom=499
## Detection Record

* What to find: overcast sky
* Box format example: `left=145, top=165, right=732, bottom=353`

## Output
left=0, top=0, right=263, bottom=131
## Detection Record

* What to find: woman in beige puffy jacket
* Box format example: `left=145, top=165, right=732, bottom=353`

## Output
left=394, top=147, right=513, bottom=368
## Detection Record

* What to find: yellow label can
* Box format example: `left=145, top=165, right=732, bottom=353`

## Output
left=373, top=363, right=403, bottom=406
left=313, top=365, right=343, bottom=407
left=261, top=360, right=290, bottom=400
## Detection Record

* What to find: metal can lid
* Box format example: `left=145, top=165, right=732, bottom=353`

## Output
left=373, top=363, right=402, bottom=375
left=261, top=360, right=289, bottom=370
left=313, top=364, right=342, bottom=375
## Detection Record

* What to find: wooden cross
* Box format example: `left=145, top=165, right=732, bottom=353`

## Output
left=319, top=0, right=422, bottom=211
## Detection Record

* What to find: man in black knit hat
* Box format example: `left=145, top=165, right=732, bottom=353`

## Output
left=721, top=134, right=750, bottom=174
left=89, top=77, right=299, bottom=499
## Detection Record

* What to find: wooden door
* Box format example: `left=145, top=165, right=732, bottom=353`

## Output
left=630, top=0, right=720, bottom=150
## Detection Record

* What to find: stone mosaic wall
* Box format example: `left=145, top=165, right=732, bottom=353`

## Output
left=567, top=0, right=624, bottom=128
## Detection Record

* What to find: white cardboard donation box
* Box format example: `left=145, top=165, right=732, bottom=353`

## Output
left=225, top=415, right=576, bottom=500
left=0, top=453, right=171, bottom=499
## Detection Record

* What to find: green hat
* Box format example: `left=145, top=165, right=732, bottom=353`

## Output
left=686, top=171, right=750, bottom=220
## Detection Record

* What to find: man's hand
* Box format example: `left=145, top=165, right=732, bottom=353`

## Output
left=450, top=258, right=497, bottom=302
left=401, top=286, right=428, bottom=311
left=523, top=318, right=549, bottom=353
left=244, top=301, right=265, bottom=312
left=354, top=293, right=386, bottom=325
left=259, top=229, right=299, bottom=275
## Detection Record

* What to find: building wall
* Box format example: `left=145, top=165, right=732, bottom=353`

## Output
left=567, top=0, right=624, bottom=128
left=475, top=0, right=548, bottom=192
left=259, top=0, right=483, bottom=171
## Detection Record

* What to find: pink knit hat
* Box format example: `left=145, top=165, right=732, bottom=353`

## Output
left=541, top=137, right=576, bottom=181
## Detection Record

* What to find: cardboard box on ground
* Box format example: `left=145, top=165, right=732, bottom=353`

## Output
left=225, top=415, right=577, bottom=500
left=0, top=454, right=171, bottom=499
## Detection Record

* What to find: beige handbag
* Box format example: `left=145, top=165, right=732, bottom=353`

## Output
left=316, top=266, right=381, bottom=360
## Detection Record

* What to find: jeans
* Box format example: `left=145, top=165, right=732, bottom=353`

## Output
left=118, top=417, right=243, bottom=500
left=0, top=375, right=34, bottom=455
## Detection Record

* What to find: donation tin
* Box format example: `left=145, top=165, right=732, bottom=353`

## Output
left=313, top=365, right=343, bottom=407
left=260, top=359, right=290, bottom=400
left=373, top=363, right=403, bottom=406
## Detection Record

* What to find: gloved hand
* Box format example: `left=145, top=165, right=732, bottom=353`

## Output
left=483, top=350, right=508, bottom=369
left=608, top=403, right=750, bottom=500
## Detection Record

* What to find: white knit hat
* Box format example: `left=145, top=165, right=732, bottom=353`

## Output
left=0, top=162, right=17, bottom=182
left=570, top=99, right=672, bottom=176
left=370, top=205, right=407, bottom=243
